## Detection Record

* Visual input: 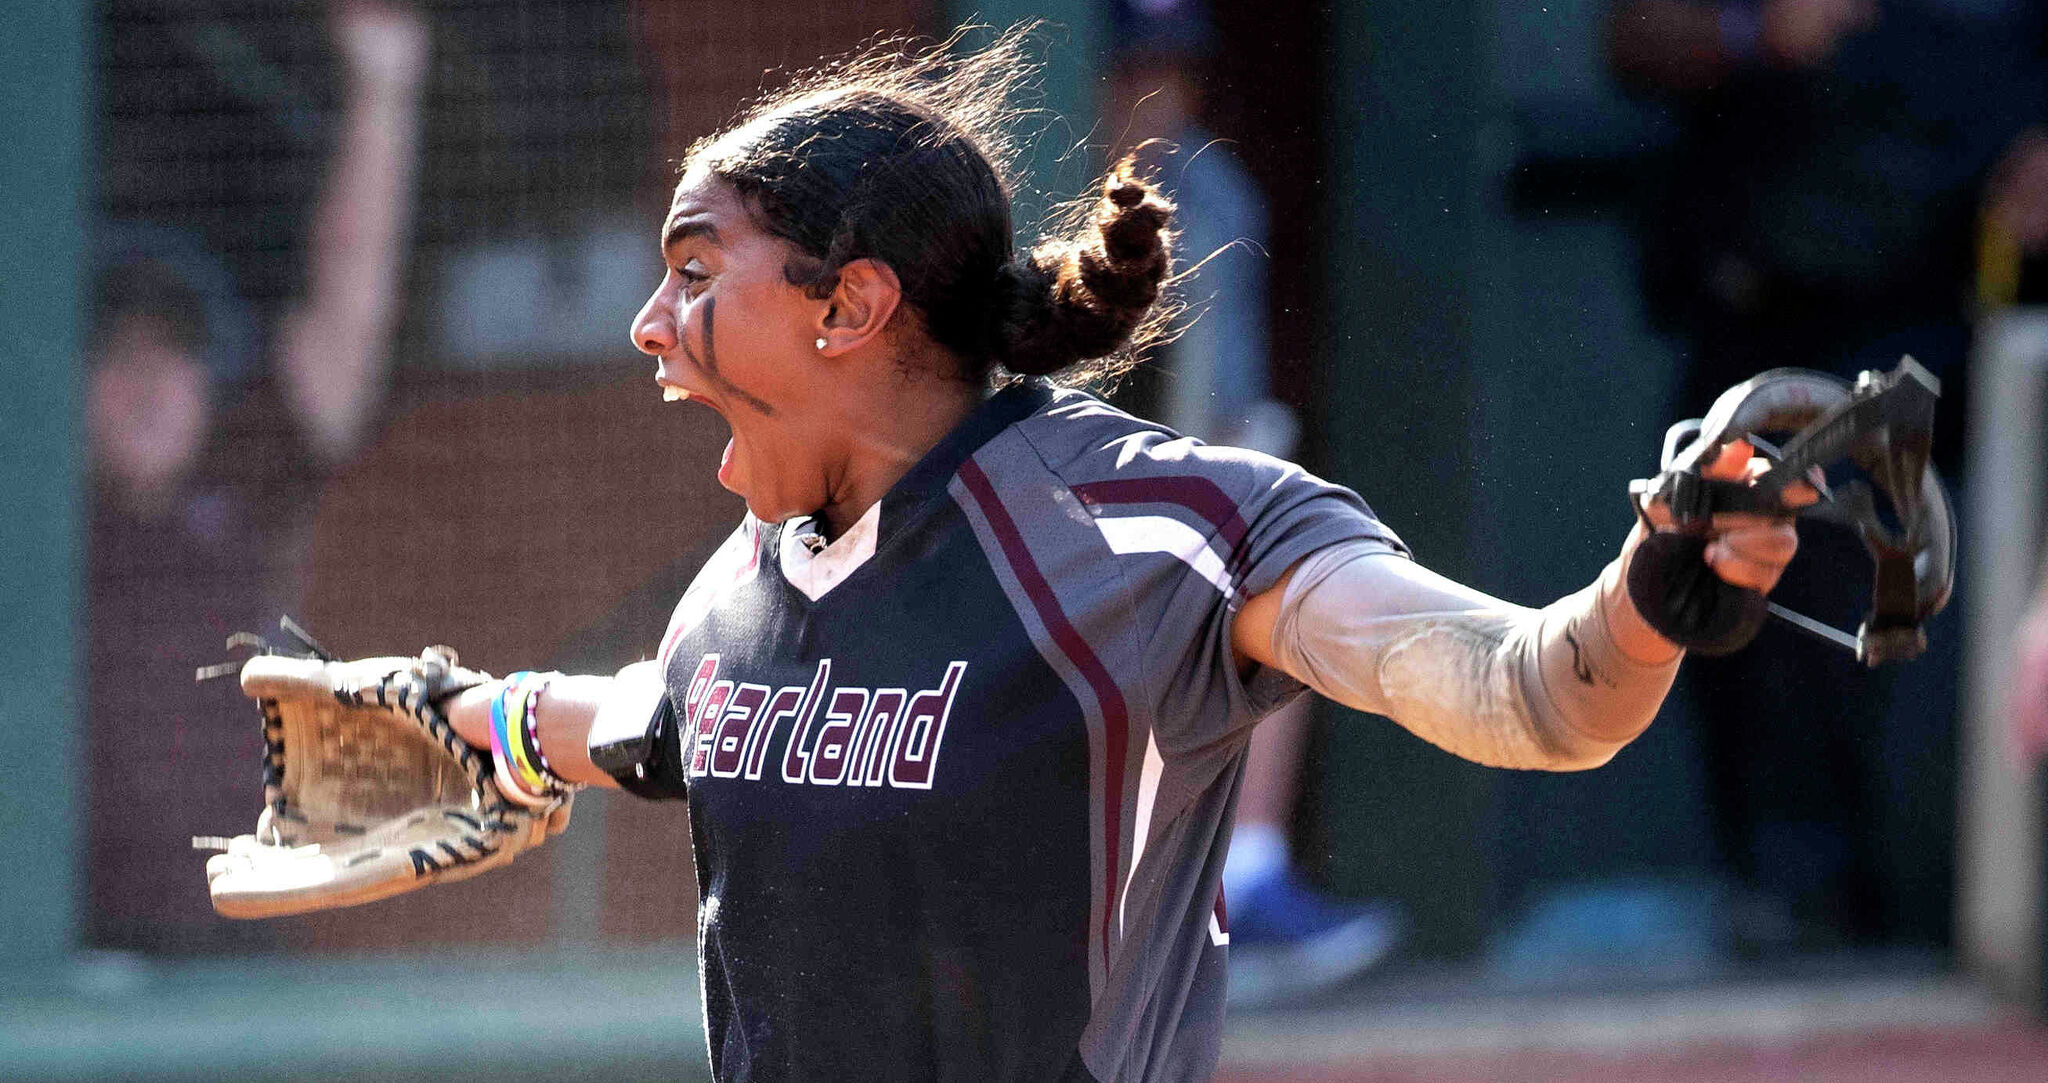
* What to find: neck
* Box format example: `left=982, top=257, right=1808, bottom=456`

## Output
left=813, top=365, right=982, bottom=540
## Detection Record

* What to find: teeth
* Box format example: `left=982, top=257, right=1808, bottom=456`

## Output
left=662, top=386, right=690, bottom=402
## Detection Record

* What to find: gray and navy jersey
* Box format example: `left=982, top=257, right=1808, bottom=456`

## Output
left=633, top=380, right=1404, bottom=1082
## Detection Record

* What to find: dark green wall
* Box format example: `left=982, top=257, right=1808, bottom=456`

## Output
left=1318, top=0, right=1497, bottom=959
left=1317, top=0, right=1713, bottom=961
left=0, top=0, right=90, bottom=963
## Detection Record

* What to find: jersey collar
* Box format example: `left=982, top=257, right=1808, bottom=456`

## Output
left=878, top=377, right=1056, bottom=535
left=770, top=379, right=1058, bottom=598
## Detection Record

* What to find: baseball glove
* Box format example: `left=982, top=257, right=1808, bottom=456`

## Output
left=195, top=618, right=572, bottom=919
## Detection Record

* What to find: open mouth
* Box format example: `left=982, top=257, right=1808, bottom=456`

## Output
left=656, top=375, right=739, bottom=491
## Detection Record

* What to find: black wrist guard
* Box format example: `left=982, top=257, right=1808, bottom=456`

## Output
left=1625, top=531, right=1769, bottom=656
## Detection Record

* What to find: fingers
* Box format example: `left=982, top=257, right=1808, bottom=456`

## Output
left=1640, top=499, right=1677, bottom=533
left=1701, top=440, right=1799, bottom=590
left=1702, top=520, right=1800, bottom=592
left=1641, top=439, right=1816, bottom=530
left=1701, top=440, right=1821, bottom=507
left=1700, top=439, right=1753, bottom=481
left=1646, top=438, right=1807, bottom=591
left=1782, top=475, right=1822, bottom=509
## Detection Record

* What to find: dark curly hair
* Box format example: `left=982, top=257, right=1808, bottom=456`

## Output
left=685, top=24, right=1177, bottom=386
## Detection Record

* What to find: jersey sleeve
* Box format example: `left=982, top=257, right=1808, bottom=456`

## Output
left=1016, top=398, right=1407, bottom=755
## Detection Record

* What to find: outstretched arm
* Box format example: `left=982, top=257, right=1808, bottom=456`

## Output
left=1233, top=442, right=1802, bottom=770
left=439, top=657, right=674, bottom=795
left=445, top=674, right=626, bottom=790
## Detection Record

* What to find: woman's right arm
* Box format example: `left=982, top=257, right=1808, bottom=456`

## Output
left=446, top=662, right=672, bottom=791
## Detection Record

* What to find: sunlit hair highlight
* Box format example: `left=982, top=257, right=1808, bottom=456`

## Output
left=684, top=23, right=1178, bottom=387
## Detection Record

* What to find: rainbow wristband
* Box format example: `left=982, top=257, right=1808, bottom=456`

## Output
left=491, top=670, right=555, bottom=801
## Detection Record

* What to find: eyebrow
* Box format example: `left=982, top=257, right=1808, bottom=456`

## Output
left=662, top=214, right=722, bottom=254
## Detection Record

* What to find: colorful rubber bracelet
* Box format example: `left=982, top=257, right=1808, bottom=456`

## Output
left=523, top=674, right=586, bottom=793
left=507, top=673, right=554, bottom=796
left=493, top=671, right=553, bottom=800
left=488, top=678, right=517, bottom=792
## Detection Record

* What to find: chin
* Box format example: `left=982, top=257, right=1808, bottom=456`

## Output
left=738, top=482, right=818, bottom=527
left=732, top=483, right=787, bottom=524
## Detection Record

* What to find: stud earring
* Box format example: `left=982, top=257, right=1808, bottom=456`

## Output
left=815, top=337, right=828, bottom=351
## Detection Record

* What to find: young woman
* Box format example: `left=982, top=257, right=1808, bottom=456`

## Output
left=437, top=30, right=1803, bottom=1082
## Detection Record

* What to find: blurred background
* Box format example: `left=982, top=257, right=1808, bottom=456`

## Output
left=4, top=0, right=2048, bottom=1078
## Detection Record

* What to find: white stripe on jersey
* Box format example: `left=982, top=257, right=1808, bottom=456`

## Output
left=1093, top=514, right=1235, bottom=599
left=1119, top=729, right=1166, bottom=938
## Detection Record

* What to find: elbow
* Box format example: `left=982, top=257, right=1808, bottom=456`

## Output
left=1532, top=710, right=1645, bottom=772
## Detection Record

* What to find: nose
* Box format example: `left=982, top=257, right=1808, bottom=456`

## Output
left=632, top=275, right=678, bottom=357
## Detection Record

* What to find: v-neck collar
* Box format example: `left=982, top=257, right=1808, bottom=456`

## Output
left=780, top=500, right=881, bottom=602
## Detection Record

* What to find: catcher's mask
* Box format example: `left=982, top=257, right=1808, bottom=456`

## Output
left=1628, top=356, right=1955, bottom=666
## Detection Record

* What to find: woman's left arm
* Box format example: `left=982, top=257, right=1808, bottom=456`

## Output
left=1232, top=442, right=1804, bottom=770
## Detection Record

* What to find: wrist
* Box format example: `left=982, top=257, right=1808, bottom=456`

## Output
left=490, top=671, right=578, bottom=807
left=343, top=72, right=427, bottom=116
left=1607, top=526, right=1686, bottom=666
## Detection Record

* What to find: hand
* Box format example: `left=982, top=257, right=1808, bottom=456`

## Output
left=1761, top=0, right=1878, bottom=69
left=1609, top=440, right=1820, bottom=663
left=332, top=0, right=430, bottom=94
left=2015, top=586, right=2048, bottom=764
left=1986, top=129, right=2048, bottom=255
left=1639, top=439, right=1819, bottom=594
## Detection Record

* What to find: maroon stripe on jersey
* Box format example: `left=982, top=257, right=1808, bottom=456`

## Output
left=1072, top=476, right=1255, bottom=587
left=959, top=458, right=1129, bottom=974
left=1071, top=477, right=1249, bottom=546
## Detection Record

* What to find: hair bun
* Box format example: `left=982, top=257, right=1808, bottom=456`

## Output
left=991, top=157, right=1175, bottom=380
left=1106, top=178, right=1146, bottom=209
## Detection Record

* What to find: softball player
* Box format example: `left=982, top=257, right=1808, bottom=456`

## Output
left=442, top=29, right=1805, bottom=1082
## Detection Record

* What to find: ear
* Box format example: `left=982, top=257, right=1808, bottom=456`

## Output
left=815, top=258, right=903, bottom=357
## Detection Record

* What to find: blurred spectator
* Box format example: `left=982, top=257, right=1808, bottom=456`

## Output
left=1108, top=0, right=1399, bottom=1002
left=85, top=0, right=427, bottom=955
left=2017, top=555, right=2048, bottom=764
left=1607, top=0, right=2047, bottom=953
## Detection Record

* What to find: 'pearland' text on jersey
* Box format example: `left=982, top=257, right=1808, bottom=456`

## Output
left=680, top=654, right=968, bottom=789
